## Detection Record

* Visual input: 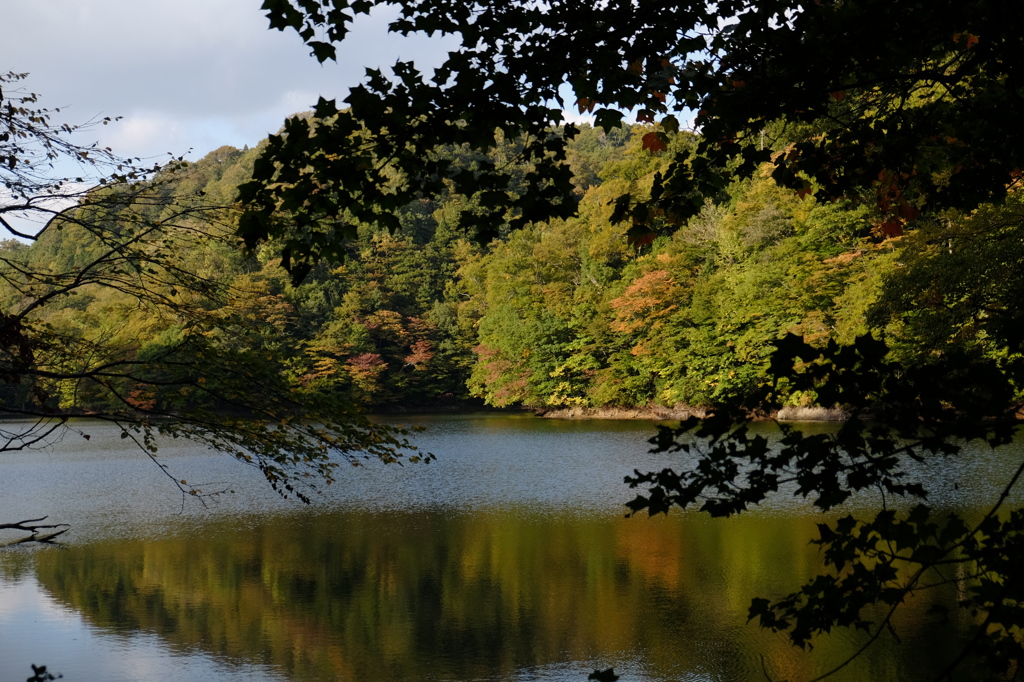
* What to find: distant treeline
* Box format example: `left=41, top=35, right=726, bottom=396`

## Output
left=5, top=123, right=1021, bottom=412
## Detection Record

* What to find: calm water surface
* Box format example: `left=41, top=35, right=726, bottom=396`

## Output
left=0, top=414, right=1017, bottom=681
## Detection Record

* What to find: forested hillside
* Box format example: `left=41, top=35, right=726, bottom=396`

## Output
left=6, top=122, right=1018, bottom=414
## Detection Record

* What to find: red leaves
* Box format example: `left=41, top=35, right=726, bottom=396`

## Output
left=876, top=218, right=904, bottom=238
left=642, top=132, right=668, bottom=154
left=127, top=387, right=157, bottom=411
left=609, top=270, right=679, bottom=333
left=403, top=340, right=434, bottom=368
left=347, top=353, right=386, bottom=370
left=872, top=169, right=919, bottom=238
left=576, top=97, right=596, bottom=114
left=953, top=32, right=979, bottom=49
left=626, top=224, right=657, bottom=247
left=897, top=202, right=919, bottom=221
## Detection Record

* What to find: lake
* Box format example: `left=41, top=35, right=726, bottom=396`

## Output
left=0, top=413, right=1015, bottom=681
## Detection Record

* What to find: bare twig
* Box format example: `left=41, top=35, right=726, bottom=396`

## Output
left=0, top=516, right=69, bottom=545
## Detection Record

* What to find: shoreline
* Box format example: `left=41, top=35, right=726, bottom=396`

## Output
left=374, top=401, right=853, bottom=422
left=535, top=404, right=851, bottom=422
left=534, top=405, right=708, bottom=420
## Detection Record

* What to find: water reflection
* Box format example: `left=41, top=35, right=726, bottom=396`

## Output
left=27, top=509, right=970, bottom=682
left=0, top=413, right=1011, bottom=681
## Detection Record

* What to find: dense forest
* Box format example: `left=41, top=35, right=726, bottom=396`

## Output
left=4, top=120, right=1018, bottom=415
left=5, top=2, right=1022, bottom=676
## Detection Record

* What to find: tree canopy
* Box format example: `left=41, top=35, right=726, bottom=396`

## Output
left=239, top=2, right=1024, bottom=678
left=246, top=0, right=1024, bottom=273
left=0, top=71, right=423, bottom=518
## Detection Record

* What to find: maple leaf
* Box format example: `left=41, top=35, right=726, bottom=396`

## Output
left=897, top=202, right=920, bottom=221
left=642, top=131, right=668, bottom=154
left=626, top=225, right=657, bottom=247
left=954, top=32, right=980, bottom=48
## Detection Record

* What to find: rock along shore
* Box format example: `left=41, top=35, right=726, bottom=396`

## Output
left=535, top=404, right=851, bottom=422
left=533, top=405, right=709, bottom=420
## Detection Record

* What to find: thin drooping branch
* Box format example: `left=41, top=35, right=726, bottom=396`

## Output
left=0, top=71, right=422, bottom=517
left=0, top=417, right=67, bottom=452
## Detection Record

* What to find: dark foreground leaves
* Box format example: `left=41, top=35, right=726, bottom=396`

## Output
left=627, top=335, right=1024, bottom=679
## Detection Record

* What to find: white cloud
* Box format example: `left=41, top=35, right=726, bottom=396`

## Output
left=0, top=181, right=93, bottom=240
left=0, top=0, right=456, bottom=160
left=99, top=113, right=189, bottom=159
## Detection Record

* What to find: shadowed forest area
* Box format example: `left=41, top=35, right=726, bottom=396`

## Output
left=5, top=123, right=1011, bottom=415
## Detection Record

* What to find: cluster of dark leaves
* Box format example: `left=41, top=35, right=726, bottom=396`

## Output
left=249, top=1, right=1024, bottom=281
left=626, top=334, right=1024, bottom=678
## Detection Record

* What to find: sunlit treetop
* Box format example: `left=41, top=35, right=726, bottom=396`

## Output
left=243, top=0, right=1024, bottom=280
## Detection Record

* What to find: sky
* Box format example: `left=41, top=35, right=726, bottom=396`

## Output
left=0, top=0, right=457, bottom=162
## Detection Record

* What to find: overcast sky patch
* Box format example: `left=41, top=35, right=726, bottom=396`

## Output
left=1, top=0, right=455, bottom=161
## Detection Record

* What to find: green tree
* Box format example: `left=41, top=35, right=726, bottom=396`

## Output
left=238, top=2, right=1024, bottom=676
left=0, top=72, right=422, bottom=542
left=245, top=0, right=1024, bottom=265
